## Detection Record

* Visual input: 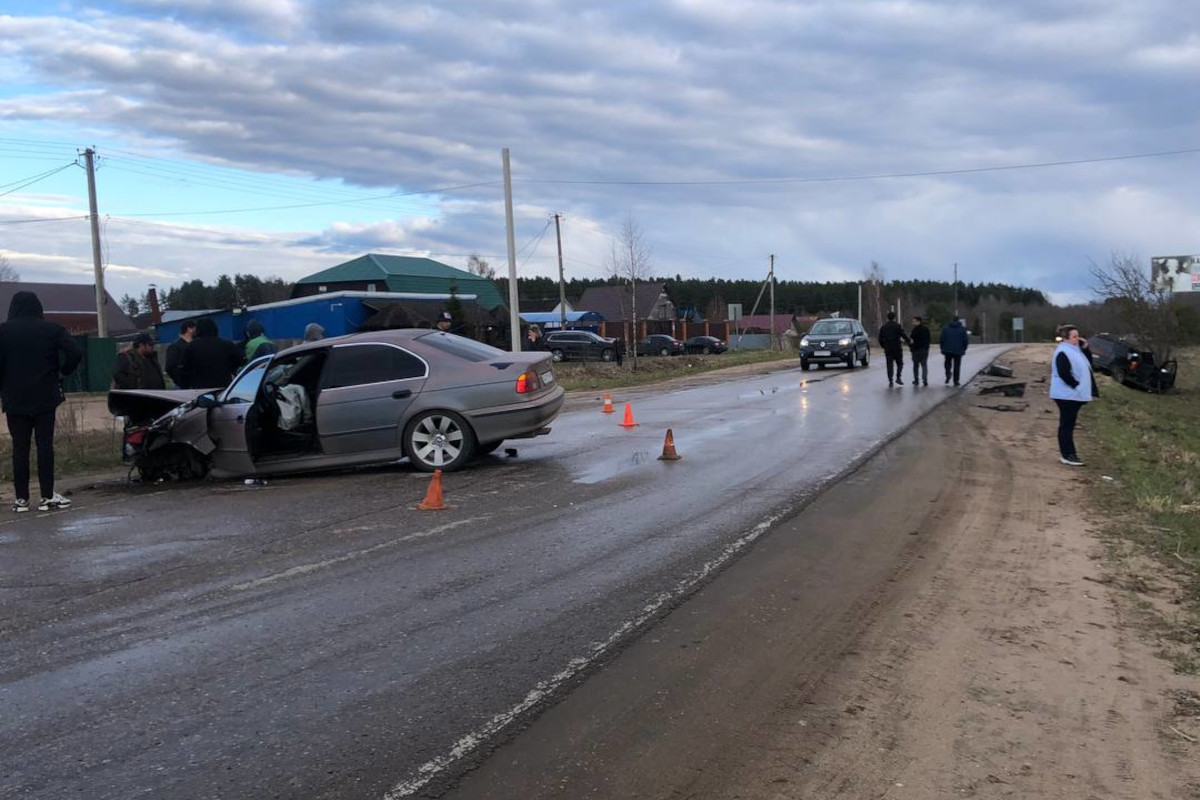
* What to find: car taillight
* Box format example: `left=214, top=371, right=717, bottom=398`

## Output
left=515, top=371, right=541, bottom=394
left=125, top=428, right=147, bottom=446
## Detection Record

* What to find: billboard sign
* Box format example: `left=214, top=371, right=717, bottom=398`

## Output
left=1151, top=254, right=1197, bottom=293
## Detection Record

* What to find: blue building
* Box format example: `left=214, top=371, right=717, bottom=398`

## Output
left=155, top=291, right=478, bottom=344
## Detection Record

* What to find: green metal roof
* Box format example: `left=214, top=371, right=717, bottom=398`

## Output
left=296, top=254, right=506, bottom=309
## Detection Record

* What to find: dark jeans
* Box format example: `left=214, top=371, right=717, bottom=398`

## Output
left=1054, top=399, right=1085, bottom=458
left=884, top=348, right=905, bottom=383
left=7, top=411, right=56, bottom=501
left=911, top=349, right=929, bottom=384
left=943, top=354, right=963, bottom=384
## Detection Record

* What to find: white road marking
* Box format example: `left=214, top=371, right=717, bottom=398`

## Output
left=229, top=517, right=486, bottom=592
left=383, top=507, right=790, bottom=799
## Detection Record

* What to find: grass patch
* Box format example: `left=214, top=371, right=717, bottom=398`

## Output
left=1088, top=347, right=1200, bottom=597
left=0, top=399, right=124, bottom=484
left=553, top=348, right=796, bottom=392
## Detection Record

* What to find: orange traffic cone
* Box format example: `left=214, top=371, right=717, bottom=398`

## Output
left=657, top=428, right=682, bottom=461
left=619, top=402, right=639, bottom=428
left=602, top=393, right=615, bottom=413
left=417, top=469, right=448, bottom=510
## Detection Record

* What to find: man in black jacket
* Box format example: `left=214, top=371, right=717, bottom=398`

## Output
left=0, top=290, right=83, bottom=512
left=878, top=311, right=911, bottom=387
left=908, top=316, right=931, bottom=386
left=113, top=333, right=166, bottom=390
left=165, top=320, right=196, bottom=388
left=181, top=317, right=244, bottom=390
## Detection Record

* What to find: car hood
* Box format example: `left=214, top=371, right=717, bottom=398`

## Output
left=108, top=389, right=209, bottom=423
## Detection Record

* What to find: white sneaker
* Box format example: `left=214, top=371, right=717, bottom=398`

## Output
left=1059, top=456, right=1085, bottom=467
left=12, top=499, right=29, bottom=513
left=38, top=493, right=71, bottom=512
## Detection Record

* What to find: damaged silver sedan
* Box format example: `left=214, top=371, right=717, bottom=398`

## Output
left=109, top=330, right=565, bottom=480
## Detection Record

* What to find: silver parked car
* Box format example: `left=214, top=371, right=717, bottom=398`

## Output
left=109, top=330, right=565, bottom=479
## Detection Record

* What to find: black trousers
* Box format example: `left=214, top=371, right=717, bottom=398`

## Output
left=7, top=411, right=56, bottom=501
left=911, top=349, right=929, bottom=384
left=943, top=354, right=963, bottom=384
left=884, top=348, right=904, bottom=383
left=1054, top=399, right=1084, bottom=458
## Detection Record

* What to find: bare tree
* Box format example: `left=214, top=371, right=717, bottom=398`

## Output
left=0, top=252, right=19, bottom=283
left=1090, top=251, right=1179, bottom=361
left=466, top=254, right=495, bottom=279
left=608, top=217, right=652, bottom=370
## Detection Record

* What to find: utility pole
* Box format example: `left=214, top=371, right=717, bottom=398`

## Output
left=553, top=213, right=567, bottom=332
left=629, top=235, right=639, bottom=371
left=82, top=147, right=108, bottom=338
left=953, top=261, right=959, bottom=319
left=502, top=148, right=520, bottom=352
left=768, top=254, right=777, bottom=350
left=857, top=283, right=862, bottom=321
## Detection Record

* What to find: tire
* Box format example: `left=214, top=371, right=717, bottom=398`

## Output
left=600, top=348, right=615, bottom=362
left=659, top=347, right=670, bottom=357
left=861, top=348, right=870, bottom=367
left=702, top=346, right=712, bottom=355
left=846, top=352, right=856, bottom=369
left=800, top=358, right=810, bottom=371
left=1111, top=366, right=1125, bottom=386
left=550, top=349, right=564, bottom=362
left=404, top=410, right=477, bottom=472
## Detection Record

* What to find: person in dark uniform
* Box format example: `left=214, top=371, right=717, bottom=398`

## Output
left=181, top=317, right=244, bottom=390
left=908, top=316, right=931, bottom=387
left=0, top=290, right=83, bottom=512
left=878, top=311, right=911, bottom=387
left=165, top=320, right=196, bottom=388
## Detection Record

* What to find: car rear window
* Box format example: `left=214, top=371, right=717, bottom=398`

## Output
left=418, top=331, right=509, bottom=362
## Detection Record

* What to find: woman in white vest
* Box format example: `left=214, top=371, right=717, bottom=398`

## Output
left=1049, top=325, right=1099, bottom=466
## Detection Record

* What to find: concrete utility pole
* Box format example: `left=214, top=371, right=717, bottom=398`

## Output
left=502, top=148, right=520, bottom=352
left=953, top=261, right=959, bottom=318
left=553, top=213, right=567, bottom=332
left=82, top=147, right=108, bottom=338
left=768, top=254, right=776, bottom=350
left=857, top=283, right=862, bottom=321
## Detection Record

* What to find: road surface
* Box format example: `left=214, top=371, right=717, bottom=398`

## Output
left=0, top=346, right=1009, bottom=799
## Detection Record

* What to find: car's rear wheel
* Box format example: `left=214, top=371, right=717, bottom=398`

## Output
left=550, top=348, right=564, bottom=362
left=600, top=348, right=615, bottom=362
left=404, top=410, right=477, bottom=472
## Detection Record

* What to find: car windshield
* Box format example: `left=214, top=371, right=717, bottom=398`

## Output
left=809, top=321, right=852, bottom=336
left=417, top=331, right=507, bottom=363
left=222, top=358, right=270, bottom=404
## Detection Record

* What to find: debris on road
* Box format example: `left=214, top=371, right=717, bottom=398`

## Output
left=985, top=362, right=1014, bottom=378
left=978, top=382, right=1027, bottom=397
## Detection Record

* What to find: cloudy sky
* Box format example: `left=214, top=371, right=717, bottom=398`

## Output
left=1, top=0, right=1198, bottom=307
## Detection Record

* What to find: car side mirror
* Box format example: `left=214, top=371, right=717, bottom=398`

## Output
left=195, top=392, right=220, bottom=409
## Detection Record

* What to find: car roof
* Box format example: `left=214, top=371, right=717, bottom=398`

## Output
left=278, top=327, right=436, bottom=357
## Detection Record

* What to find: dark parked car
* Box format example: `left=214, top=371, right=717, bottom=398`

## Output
left=683, top=335, right=727, bottom=354
left=1087, top=332, right=1177, bottom=392
left=109, top=330, right=565, bottom=478
left=798, top=318, right=871, bottom=370
left=636, top=334, right=685, bottom=357
left=543, top=330, right=618, bottom=362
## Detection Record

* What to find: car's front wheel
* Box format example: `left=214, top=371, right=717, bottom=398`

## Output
left=846, top=352, right=856, bottom=369
left=800, top=358, right=810, bottom=371
left=404, top=410, right=477, bottom=472
left=550, top=348, right=564, bottom=362
left=702, top=346, right=712, bottom=354
left=600, top=348, right=615, bottom=362
left=861, top=348, right=870, bottom=367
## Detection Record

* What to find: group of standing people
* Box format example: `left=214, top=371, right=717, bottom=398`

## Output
left=877, top=313, right=969, bottom=388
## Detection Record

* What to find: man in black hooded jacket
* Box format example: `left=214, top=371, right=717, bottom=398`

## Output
left=878, top=311, right=911, bottom=387
left=180, top=317, right=244, bottom=390
left=0, top=290, right=83, bottom=512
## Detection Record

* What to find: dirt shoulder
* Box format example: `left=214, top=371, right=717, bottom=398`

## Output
left=445, top=345, right=1200, bottom=799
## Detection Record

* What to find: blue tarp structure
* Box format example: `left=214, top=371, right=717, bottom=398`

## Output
left=518, top=311, right=604, bottom=331
left=155, top=291, right=476, bottom=344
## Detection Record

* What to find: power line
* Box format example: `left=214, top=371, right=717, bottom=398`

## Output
left=518, top=146, right=1200, bottom=187
left=0, top=215, right=90, bottom=225
left=0, top=162, right=77, bottom=196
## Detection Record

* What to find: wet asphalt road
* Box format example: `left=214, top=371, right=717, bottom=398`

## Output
left=1, top=347, right=1009, bottom=800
